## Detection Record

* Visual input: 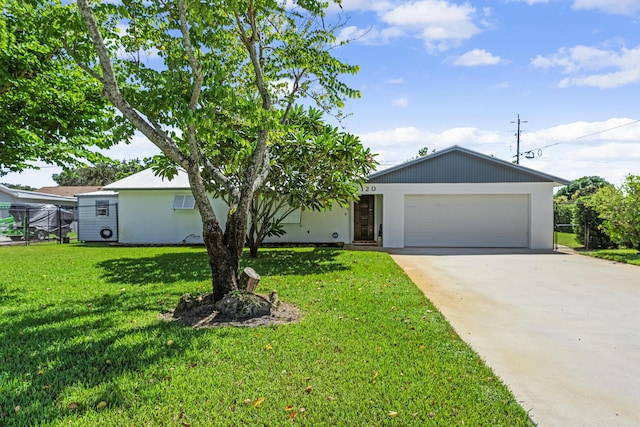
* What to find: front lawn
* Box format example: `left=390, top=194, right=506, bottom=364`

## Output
left=0, top=244, right=530, bottom=426
left=554, top=231, right=583, bottom=249
left=583, top=248, right=640, bottom=266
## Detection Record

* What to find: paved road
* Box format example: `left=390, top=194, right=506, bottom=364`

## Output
left=390, top=248, right=640, bottom=427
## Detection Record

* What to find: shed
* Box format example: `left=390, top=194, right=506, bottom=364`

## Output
left=76, top=190, right=119, bottom=242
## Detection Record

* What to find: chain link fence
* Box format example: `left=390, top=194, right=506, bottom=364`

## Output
left=0, top=202, right=76, bottom=245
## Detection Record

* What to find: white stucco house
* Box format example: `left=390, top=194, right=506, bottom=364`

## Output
left=100, top=146, right=569, bottom=249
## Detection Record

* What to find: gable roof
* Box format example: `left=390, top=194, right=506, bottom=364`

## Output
left=367, top=145, right=570, bottom=185
left=104, top=168, right=191, bottom=190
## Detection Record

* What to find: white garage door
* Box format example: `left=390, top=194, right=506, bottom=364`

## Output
left=404, top=195, right=529, bottom=247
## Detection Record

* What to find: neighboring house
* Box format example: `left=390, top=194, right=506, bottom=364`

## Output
left=102, top=146, right=569, bottom=249
left=0, top=184, right=77, bottom=207
left=76, top=190, right=119, bottom=242
left=0, top=185, right=79, bottom=238
left=36, top=186, right=103, bottom=198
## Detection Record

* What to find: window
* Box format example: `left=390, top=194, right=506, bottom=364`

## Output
left=173, top=194, right=196, bottom=209
left=280, top=207, right=301, bottom=224
left=95, top=200, right=109, bottom=216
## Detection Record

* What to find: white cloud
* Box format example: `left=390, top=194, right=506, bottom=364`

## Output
left=385, top=78, right=404, bottom=84
left=100, top=132, right=161, bottom=161
left=382, top=0, right=483, bottom=52
left=572, top=0, right=640, bottom=15
left=493, top=81, right=510, bottom=89
left=114, top=23, right=160, bottom=62
left=358, top=126, right=430, bottom=147
left=336, top=25, right=404, bottom=45
left=515, top=0, right=551, bottom=4
left=392, top=96, right=409, bottom=107
left=326, top=0, right=395, bottom=13
left=526, top=118, right=640, bottom=146
left=453, top=49, right=502, bottom=66
left=0, top=133, right=162, bottom=188
left=357, top=125, right=503, bottom=165
left=511, top=118, right=640, bottom=183
left=335, top=1, right=488, bottom=52
left=531, top=44, right=640, bottom=88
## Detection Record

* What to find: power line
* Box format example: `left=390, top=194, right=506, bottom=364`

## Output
left=520, top=118, right=640, bottom=160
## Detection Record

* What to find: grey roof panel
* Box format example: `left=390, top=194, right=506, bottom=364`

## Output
left=367, top=145, right=570, bottom=185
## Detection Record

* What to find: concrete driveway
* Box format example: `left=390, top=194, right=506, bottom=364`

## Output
left=390, top=248, right=640, bottom=427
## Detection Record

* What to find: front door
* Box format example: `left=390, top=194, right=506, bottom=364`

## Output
left=354, top=195, right=375, bottom=241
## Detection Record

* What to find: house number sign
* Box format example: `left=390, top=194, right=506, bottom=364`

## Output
left=362, top=186, right=377, bottom=192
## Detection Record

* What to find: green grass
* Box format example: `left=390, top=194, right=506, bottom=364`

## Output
left=554, top=231, right=583, bottom=249
left=583, top=248, right=640, bottom=266
left=0, top=244, right=531, bottom=426
left=553, top=232, right=640, bottom=266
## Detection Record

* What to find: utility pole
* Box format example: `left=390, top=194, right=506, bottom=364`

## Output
left=511, top=114, right=527, bottom=164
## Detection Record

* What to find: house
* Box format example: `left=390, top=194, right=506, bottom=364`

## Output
left=101, top=146, right=569, bottom=249
left=0, top=185, right=79, bottom=240
left=76, top=190, right=119, bottom=242
left=36, top=186, right=103, bottom=198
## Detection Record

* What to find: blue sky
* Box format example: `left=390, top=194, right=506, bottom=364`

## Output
left=4, top=0, right=640, bottom=187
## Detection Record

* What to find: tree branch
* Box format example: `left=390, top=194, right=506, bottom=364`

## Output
left=75, top=0, right=190, bottom=169
left=61, top=39, right=103, bottom=82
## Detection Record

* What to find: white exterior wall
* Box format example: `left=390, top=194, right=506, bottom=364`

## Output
left=116, top=182, right=556, bottom=249
left=264, top=206, right=350, bottom=245
left=361, top=182, right=556, bottom=249
left=117, top=190, right=349, bottom=245
left=117, top=190, right=229, bottom=244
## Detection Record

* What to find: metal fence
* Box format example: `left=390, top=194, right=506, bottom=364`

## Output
left=554, top=201, right=612, bottom=250
left=0, top=202, right=76, bottom=245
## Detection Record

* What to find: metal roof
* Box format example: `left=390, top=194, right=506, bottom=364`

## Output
left=367, top=145, right=570, bottom=185
left=104, top=168, right=191, bottom=190
left=0, top=184, right=78, bottom=204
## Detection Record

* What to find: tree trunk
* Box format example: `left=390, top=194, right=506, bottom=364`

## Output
left=249, top=244, right=259, bottom=258
left=202, top=218, right=239, bottom=301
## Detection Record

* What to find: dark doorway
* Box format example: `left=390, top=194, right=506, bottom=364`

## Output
left=354, top=195, right=375, bottom=241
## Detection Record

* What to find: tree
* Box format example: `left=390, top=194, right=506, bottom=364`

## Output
left=69, top=0, right=359, bottom=301
left=555, top=176, right=609, bottom=202
left=52, top=159, right=151, bottom=186
left=406, top=146, right=435, bottom=162
left=418, top=146, right=435, bottom=157
left=588, top=175, right=640, bottom=249
left=0, top=0, right=129, bottom=176
left=554, top=175, right=613, bottom=249
left=0, top=183, right=35, bottom=191
left=245, top=105, right=376, bottom=257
